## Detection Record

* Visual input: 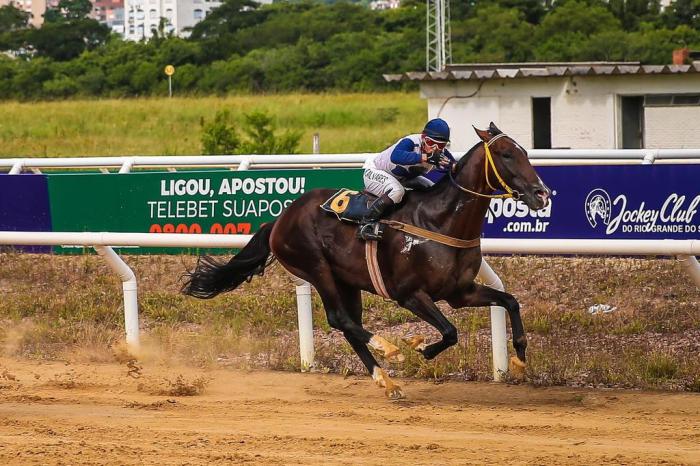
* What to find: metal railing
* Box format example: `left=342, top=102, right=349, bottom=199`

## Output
left=2, top=148, right=700, bottom=174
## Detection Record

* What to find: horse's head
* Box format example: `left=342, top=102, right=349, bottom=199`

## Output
left=472, top=122, right=550, bottom=210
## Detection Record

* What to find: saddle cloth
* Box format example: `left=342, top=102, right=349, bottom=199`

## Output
left=319, top=189, right=376, bottom=224
left=320, top=189, right=391, bottom=298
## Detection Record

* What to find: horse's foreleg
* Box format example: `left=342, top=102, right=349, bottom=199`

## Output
left=317, top=276, right=404, bottom=399
left=399, top=291, right=458, bottom=360
left=447, top=284, right=527, bottom=367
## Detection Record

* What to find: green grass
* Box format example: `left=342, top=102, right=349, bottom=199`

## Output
left=0, top=93, right=425, bottom=157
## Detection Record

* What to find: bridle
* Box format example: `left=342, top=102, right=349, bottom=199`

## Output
left=448, top=133, right=521, bottom=200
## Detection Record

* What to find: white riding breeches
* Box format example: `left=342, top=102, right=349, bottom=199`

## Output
left=363, top=167, right=405, bottom=203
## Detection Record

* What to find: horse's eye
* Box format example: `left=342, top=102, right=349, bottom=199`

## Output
left=502, top=151, right=512, bottom=159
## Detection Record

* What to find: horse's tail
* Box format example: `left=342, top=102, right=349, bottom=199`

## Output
left=181, top=221, right=276, bottom=299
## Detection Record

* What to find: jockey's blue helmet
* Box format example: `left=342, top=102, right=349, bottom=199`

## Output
left=423, top=118, right=450, bottom=142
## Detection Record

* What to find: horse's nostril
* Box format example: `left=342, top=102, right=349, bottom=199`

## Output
left=534, top=189, right=549, bottom=205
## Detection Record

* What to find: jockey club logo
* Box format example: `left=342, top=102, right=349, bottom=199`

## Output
left=584, top=189, right=612, bottom=228
left=584, top=188, right=699, bottom=235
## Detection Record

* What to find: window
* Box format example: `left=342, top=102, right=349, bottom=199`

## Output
left=620, top=96, right=645, bottom=149
left=165, top=8, right=173, bottom=19
left=531, top=97, right=551, bottom=149
left=193, top=8, right=203, bottom=19
left=149, top=9, right=157, bottom=19
left=644, top=94, right=700, bottom=107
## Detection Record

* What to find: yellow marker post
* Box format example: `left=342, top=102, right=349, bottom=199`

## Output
left=164, top=65, right=175, bottom=98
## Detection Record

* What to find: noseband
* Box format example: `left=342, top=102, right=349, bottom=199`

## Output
left=448, top=133, right=521, bottom=200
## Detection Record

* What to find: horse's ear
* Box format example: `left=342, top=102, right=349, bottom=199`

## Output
left=488, top=122, right=502, bottom=136
left=473, top=125, right=491, bottom=142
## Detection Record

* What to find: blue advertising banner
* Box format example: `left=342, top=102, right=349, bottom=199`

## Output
left=483, top=164, right=700, bottom=239
left=0, top=174, right=52, bottom=252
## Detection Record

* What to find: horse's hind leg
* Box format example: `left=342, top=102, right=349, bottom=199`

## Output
left=399, top=290, right=458, bottom=360
left=317, top=277, right=404, bottom=399
left=447, top=283, right=527, bottom=374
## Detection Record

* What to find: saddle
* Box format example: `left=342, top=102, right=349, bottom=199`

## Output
left=320, top=189, right=376, bottom=224
left=320, top=189, right=481, bottom=249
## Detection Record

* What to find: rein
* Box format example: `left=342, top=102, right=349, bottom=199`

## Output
left=448, top=134, right=520, bottom=200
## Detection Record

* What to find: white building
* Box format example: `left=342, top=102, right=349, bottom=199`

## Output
left=386, top=62, right=700, bottom=151
left=370, top=0, right=400, bottom=10
left=124, top=0, right=221, bottom=40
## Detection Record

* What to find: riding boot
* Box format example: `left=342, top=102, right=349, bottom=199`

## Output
left=357, top=194, right=394, bottom=241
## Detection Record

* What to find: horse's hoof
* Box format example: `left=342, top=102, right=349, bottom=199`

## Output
left=386, top=385, right=405, bottom=400
left=369, top=336, right=404, bottom=363
left=509, top=356, right=526, bottom=379
left=385, top=349, right=405, bottom=363
left=403, top=335, right=428, bottom=352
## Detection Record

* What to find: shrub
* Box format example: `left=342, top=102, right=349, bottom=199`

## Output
left=201, top=109, right=301, bottom=155
left=201, top=110, right=241, bottom=155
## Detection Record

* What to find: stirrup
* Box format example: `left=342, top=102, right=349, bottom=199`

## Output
left=357, top=222, right=385, bottom=241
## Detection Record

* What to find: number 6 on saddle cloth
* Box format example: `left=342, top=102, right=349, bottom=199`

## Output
left=320, top=189, right=376, bottom=224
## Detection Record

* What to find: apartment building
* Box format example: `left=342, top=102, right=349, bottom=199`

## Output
left=123, top=0, right=222, bottom=40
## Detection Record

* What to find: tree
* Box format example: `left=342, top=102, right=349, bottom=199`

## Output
left=661, top=0, right=700, bottom=29
left=0, top=4, right=30, bottom=32
left=0, top=4, right=31, bottom=52
left=497, top=0, right=546, bottom=24
left=27, top=19, right=110, bottom=61
left=44, top=0, right=94, bottom=23
left=534, top=0, right=622, bottom=60
left=457, top=5, right=536, bottom=62
left=607, top=0, right=661, bottom=30
left=26, top=0, right=109, bottom=61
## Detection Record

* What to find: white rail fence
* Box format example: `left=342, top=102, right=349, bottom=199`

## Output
left=0, top=232, right=697, bottom=381
left=2, top=148, right=700, bottom=174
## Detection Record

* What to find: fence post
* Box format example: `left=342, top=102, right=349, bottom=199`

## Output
left=94, top=245, right=140, bottom=351
left=312, top=133, right=320, bottom=154
left=677, top=254, right=700, bottom=288
left=476, top=258, right=509, bottom=381
left=294, top=281, right=315, bottom=371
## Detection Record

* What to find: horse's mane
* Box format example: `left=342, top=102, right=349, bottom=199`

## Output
left=455, top=140, right=484, bottom=170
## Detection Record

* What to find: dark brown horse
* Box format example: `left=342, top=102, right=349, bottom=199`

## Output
left=182, top=123, right=550, bottom=399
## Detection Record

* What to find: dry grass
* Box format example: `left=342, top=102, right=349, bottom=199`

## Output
left=0, top=252, right=698, bottom=391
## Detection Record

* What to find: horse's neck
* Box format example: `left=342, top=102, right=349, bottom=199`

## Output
left=406, top=148, right=492, bottom=241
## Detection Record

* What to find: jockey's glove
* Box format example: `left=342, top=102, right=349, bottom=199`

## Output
left=427, top=152, right=451, bottom=169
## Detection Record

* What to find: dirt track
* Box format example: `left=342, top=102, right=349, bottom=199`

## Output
left=0, top=358, right=698, bottom=465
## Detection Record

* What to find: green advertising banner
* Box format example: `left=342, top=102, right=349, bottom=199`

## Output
left=47, top=168, right=363, bottom=254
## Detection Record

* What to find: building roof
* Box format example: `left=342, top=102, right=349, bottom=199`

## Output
left=384, top=61, right=700, bottom=82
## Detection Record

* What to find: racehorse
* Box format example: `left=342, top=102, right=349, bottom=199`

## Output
left=182, top=123, right=550, bottom=399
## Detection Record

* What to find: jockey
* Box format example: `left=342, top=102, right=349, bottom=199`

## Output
left=358, top=118, right=454, bottom=241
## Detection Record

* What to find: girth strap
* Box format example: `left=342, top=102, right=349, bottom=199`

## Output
left=365, top=240, right=391, bottom=299
left=379, top=220, right=481, bottom=249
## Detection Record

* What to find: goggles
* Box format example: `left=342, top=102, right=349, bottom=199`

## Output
left=422, top=135, right=448, bottom=152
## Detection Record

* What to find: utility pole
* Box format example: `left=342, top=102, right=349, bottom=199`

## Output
left=426, top=0, right=452, bottom=72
